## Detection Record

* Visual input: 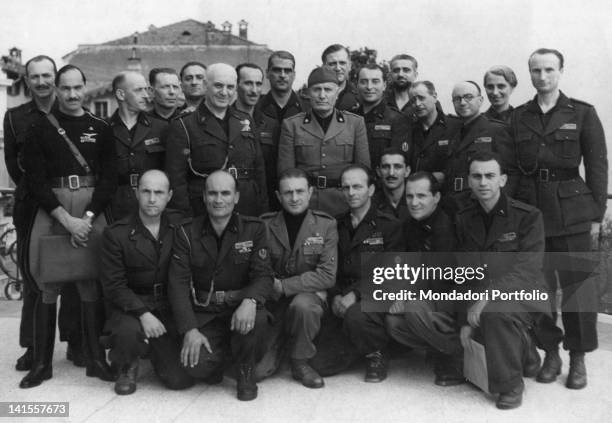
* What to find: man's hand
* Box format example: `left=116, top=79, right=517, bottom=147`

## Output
left=181, top=328, right=212, bottom=368
left=591, top=222, right=601, bottom=251
left=273, top=278, right=284, bottom=296
left=389, top=300, right=408, bottom=315
left=460, top=325, right=474, bottom=353
left=332, top=292, right=357, bottom=318
left=467, top=299, right=488, bottom=328
left=51, top=207, right=92, bottom=247
left=231, top=299, right=257, bottom=335
left=139, top=312, right=167, bottom=338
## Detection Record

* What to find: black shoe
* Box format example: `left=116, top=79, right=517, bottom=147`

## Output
left=16, top=347, right=33, bottom=371
left=566, top=351, right=587, bottom=390
left=496, top=381, right=524, bottom=410
left=433, top=352, right=465, bottom=386
left=20, top=301, right=56, bottom=389
left=365, top=351, right=387, bottom=383
left=522, top=330, right=541, bottom=378
left=536, top=349, right=562, bottom=383
left=66, top=343, right=86, bottom=368
left=114, top=361, right=138, bottom=395
left=236, top=363, right=258, bottom=401
left=82, top=301, right=116, bottom=382
left=291, top=359, right=324, bottom=389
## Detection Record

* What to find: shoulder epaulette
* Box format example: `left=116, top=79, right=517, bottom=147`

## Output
left=341, top=110, right=361, bottom=120
left=311, top=209, right=334, bottom=220
left=375, top=209, right=399, bottom=222
left=240, top=214, right=264, bottom=224
left=509, top=198, right=535, bottom=212
left=569, top=98, right=593, bottom=108
left=259, top=211, right=278, bottom=220
left=85, top=111, right=109, bottom=126
left=286, top=112, right=306, bottom=123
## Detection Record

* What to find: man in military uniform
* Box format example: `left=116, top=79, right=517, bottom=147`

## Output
left=179, top=62, right=207, bottom=113
left=148, top=68, right=181, bottom=122
left=408, top=81, right=462, bottom=183
left=260, top=168, right=338, bottom=389
left=444, top=81, right=516, bottom=213
left=332, top=164, right=404, bottom=382
left=511, top=48, right=608, bottom=389
left=168, top=170, right=273, bottom=401
left=372, top=148, right=411, bottom=223
left=355, top=64, right=410, bottom=168
left=386, top=54, right=418, bottom=116
left=234, top=63, right=264, bottom=118
left=385, top=171, right=463, bottom=386
left=278, top=67, right=370, bottom=216
left=165, top=63, right=268, bottom=217
left=255, top=51, right=306, bottom=211
left=101, top=170, right=193, bottom=395
left=20, top=65, right=117, bottom=388
left=3, top=55, right=83, bottom=372
left=321, top=44, right=360, bottom=112
left=108, top=71, right=168, bottom=221
left=456, top=152, right=544, bottom=409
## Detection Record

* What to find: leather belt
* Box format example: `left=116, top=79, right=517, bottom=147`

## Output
left=131, top=283, right=167, bottom=297
left=118, top=173, right=140, bottom=187
left=308, top=175, right=341, bottom=189
left=538, top=168, right=579, bottom=182
left=50, top=175, right=96, bottom=190
left=194, top=289, right=230, bottom=305
left=227, top=167, right=255, bottom=180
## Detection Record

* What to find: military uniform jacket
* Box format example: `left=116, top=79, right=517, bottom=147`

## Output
left=455, top=194, right=546, bottom=295
left=261, top=209, right=338, bottom=296
left=101, top=210, right=182, bottom=314
left=23, top=109, right=117, bottom=216
left=373, top=188, right=410, bottom=224
left=444, top=114, right=517, bottom=196
left=168, top=213, right=273, bottom=333
left=511, top=92, right=608, bottom=237
left=164, top=103, right=268, bottom=217
left=410, top=113, right=462, bottom=174
left=484, top=105, right=514, bottom=125
left=333, top=205, right=405, bottom=298
left=336, top=82, right=361, bottom=113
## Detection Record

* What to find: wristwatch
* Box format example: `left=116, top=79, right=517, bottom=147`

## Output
left=85, top=211, right=95, bottom=219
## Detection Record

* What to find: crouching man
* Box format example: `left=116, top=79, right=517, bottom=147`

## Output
left=101, top=170, right=194, bottom=394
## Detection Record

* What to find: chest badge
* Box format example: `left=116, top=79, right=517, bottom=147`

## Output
left=80, top=132, right=97, bottom=143
left=234, top=240, right=254, bottom=253
left=474, top=136, right=492, bottom=144
left=498, top=232, right=517, bottom=242
left=144, top=137, right=160, bottom=146
left=240, top=119, right=251, bottom=132
left=560, top=123, right=577, bottom=130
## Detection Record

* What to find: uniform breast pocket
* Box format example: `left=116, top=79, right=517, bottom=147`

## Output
left=233, top=250, right=251, bottom=265
left=553, top=130, right=580, bottom=159
left=334, top=134, right=355, bottom=161
left=259, top=131, right=275, bottom=146
left=516, top=136, right=538, bottom=171
left=295, top=137, right=318, bottom=164
left=495, top=241, right=519, bottom=252
left=145, top=144, right=165, bottom=154
left=191, top=140, right=222, bottom=168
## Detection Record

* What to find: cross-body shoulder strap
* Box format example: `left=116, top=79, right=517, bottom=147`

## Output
left=46, top=113, right=92, bottom=175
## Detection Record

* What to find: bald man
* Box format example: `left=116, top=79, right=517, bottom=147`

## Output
left=108, top=71, right=169, bottom=220
left=101, top=170, right=193, bottom=394
left=165, top=63, right=268, bottom=217
left=443, top=80, right=517, bottom=214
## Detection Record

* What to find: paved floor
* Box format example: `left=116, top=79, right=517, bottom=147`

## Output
left=1, top=300, right=611, bottom=423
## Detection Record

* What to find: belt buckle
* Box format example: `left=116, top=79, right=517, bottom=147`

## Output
left=153, top=283, right=163, bottom=297
left=317, top=175, right=327, bottom=189
left=228, top=167, right=237, bottom=179
left=215, top=291, right=225, bottom=304
left=453, top=177, right=463, bottom=192
left=130, top=173, right=139, bottom=187
left=68, top=175, right=80, bottom=190
left=539, top=169, right=549, bottom=182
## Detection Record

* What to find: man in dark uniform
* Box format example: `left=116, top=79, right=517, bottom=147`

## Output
left=256, top=51, right=306, bottom=211
left=322, top=44, right=360, bottom=112
left=386, top=54, right=418, bottom=116
left=408, top=81, right=462, bottom=183
left=278, top=67, right=370, bottom=216
left=101, top=170, right=193, bottom=395
left=373, top=148, right=411, bottom=223
left=179, top=61, right=207, bottom=113
left=511, top=48, right=608, bottom=389
left=332, top=164, right=404, bottom=382
left=108, top=71, right=168, bottom=221
left=444, top=81, right=517, bottom=213
left=3, top=55, right=83, bottom=372
left=148, top=68, right=181, bottom=122
left=355, top=64, right=410, bottom=169
left=385, top=171, right=463, bottom=386
left=234, top=63, right=264, bottom=118
left=456, top=152, right=544, bottom=409
left=261, top=168, right=338, bottom=388
left=20, top=65, right=117, bottom=388
left=168, top=170, right=273, bottom=401
left=165, top=63, right=268, bottom=217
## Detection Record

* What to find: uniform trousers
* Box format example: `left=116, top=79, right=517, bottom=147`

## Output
left=343, top=302, right=389, bottom=355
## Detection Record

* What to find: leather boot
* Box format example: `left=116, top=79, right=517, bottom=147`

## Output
left=536, top=348, right=562, bottom=383
left=236, top=363, right=258, bottom=401
left=496, top=380, right=524, bottom=410
left=15, top=347, right=33, bottom=371
left=82, top=301, right=116, bottom=382
left=114, top=360, right=138, bottom=395
left=365, top=350, right=387, bottom=383
left=566, top=351, right=587, bottom=389
left=522, top=329, right=541, bottom=378
left=19, top=301, right=56, bottom=389
left=434, top=352, right=465, bottom=386
left=291, top=359, right=324, bottom=389
left=66, top=342, right=87, bottom=367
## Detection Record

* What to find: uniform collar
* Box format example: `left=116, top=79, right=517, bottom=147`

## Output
left=202, top=212, right=240, bottom=235
left=360, top=100, right=387, bottom=119
left=477, top=193, right=507, bottom=218
left=527, top=91, right=570, bottom=114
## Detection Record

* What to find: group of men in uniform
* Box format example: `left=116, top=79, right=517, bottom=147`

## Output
left=3, top=44, right=607, bottom=409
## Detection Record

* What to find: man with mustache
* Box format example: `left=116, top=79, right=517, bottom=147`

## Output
left=373, top=147, right=411, bottom=223
left=386, top=54, right=419, bottom=116
left=148, top=68, right=181, bottom=122
left=322, top=44, right=360, bottom=112
left=3, top=55, right=84, bottom=373
left=179, top=61, right=207, bottom=113
left=108, top=71, right=168, bottom=221
left=234, top=63, right=264, bottom=118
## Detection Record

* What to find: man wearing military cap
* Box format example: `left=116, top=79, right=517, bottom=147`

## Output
left=278, top=66, right=370, bottom=216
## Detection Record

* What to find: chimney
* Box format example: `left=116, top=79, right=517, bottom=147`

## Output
left=222, top=21, right=232, bottom=44
left=127, top=47, right=142, bottom=72
left=238, top=20, right=248, bottom=39
left=205, top=21, right=215, bottom=45
left=132, top=32, right=139, bottom=45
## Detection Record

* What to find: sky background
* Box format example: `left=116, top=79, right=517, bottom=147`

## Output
left=1, top=0, right=611, bottom=195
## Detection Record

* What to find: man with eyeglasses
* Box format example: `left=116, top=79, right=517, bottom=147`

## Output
left=168, top=169, right=273, bottom=401
left=256, top=51, right=306, bottom=210
left=443, top=81, right=516, bottom=214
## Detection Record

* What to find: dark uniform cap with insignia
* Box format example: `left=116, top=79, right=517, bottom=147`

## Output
left=308, top=67, right=338, bottom=87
